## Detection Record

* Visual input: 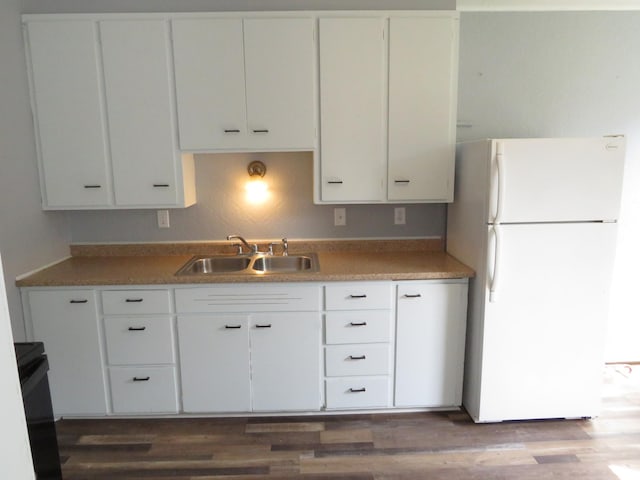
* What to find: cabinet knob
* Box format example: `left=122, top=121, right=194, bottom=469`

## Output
left=255, top=324, right=272, bottom=329
left=128, top=326, right=146, bottom=331
left=349, top=322, right=367, bottom=327
left=327, top=180, right=343, bottom=185
left=349, top=294, right=367, bottom=299
left=394, top=180, right=411, bottom=184
left=83, top=184, right=102, bottom=189
left=224, top=129, right=241, bottom=133
left=225, top=325, right=242, bottom=329
left=252, top=129, right=269, bottom=134
left=348, top=387, right=366, bottom=393
left=133, top=376, right=150, bottom=382
left=349, top=355, right=366, bottom=360
left=403, top=294, right=422, bottom=298
left=69, top=299, right=88, bottom=304
left=125, top=298, right=144, bottom=303
left=153, top=184, right=170, bottom=188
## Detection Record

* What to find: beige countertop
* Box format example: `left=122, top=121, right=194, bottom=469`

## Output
left=16, top=239, right=474, bottom=287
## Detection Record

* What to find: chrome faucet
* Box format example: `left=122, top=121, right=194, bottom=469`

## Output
left=227, top=234, right=258, bottom=254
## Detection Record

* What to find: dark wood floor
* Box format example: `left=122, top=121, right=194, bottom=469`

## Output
left=56, top=365, right=640, bottom=479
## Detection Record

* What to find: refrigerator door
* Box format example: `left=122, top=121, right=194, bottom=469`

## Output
left=489, top=137, right=625, bottom=224
left=472, top=222, right=617, bottom=423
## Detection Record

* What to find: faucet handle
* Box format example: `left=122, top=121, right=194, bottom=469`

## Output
left=282, top=237, right=289, bottom=256
left=232, top=243, right=244, bottom=255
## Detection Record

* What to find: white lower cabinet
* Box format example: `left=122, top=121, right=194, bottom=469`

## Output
left=23, top=278, right=468, bottom=416
left=394, top=280, right=468, bottom=408
left=26, top=289, right=108, bottom=416
left=101, top=289, right=178, bottom=414
left=176, top=284, right=322, bottom=413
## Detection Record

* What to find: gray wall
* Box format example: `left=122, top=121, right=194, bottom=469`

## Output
left=0, top=0, right=69, bottom=341
left=456, top=11, right=640, bottom=362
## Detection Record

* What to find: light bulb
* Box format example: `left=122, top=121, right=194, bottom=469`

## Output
left=245, top=177, right=269, bottom=204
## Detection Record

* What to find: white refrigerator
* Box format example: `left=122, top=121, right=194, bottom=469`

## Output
left=447, top=137, right=625, bottom=423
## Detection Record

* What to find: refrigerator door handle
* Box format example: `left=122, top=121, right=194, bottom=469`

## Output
left=493, top=142, right=506, bottom=224
left=489, top=224, right=502, bottom=302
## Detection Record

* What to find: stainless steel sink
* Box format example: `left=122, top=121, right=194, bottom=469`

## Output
left=176, top=253, right=318, bottom=276
left=251, top=255, right=317, bottom=273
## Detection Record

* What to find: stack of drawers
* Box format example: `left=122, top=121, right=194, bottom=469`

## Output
left=102, top=289, right=179, bottom=414
left=324, top=282, right=394, bottom=409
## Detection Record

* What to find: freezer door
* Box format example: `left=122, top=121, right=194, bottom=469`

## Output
left=489, top=137, right=625, bottom=223
left=474, top=222, right=617, bottom=422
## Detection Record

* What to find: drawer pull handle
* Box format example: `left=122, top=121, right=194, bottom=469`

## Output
left=403, top=294, right=422, bottom=298
left=125, top=298, right=144, bottom=303
left=224, top=129, right=240, bottom=133
left=153, top=184, right=170, bottom=188
left=394, top=179, right=411, bottom=184
left=349, top=294, right=367, bottom=299
left=349, top=322, right=367, bottom=327
left=252, top=129, right=269, bottom=134
left=349, top=387, right=366, bottom=393
left=225, top=325, right=242, bottom=329
left=83, top=184, right=101, bottom=189
left=69, top=299, right=88, bottom=304
left=255, top=324, right=272, bottom=329
left=133, top=376, right=150, bottom=382
left=349, top=355, right=366, bottom=360
left=327, top=180, right=343, bottom=185
left=128, top=326, right=146, bottom=331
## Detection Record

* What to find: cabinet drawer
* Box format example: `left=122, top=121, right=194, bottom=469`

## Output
left=102, top=290, right=172, bottom=315
left=325, top=283, right=392, bottom=310
left=325, top=344, right=390, bottom=377
left=109, top=366, right=178, bottom=414
left=325, top=311, right=392, bottom=344
left=104, top=316, right=175, bottom=365
left=325, top=377, right=390, bottom=409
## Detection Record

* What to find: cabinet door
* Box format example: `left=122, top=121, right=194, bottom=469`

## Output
left=172, top=19, right=247, bottom=150
left=319, top=18, right=386, bottom=202
left=28, top=290, right=107, bottom=415
left=395, top=281, right=468, bottom=407
left=243, top=18, right=316, bottom=149
left=250, top=313, right=322, bottom=411
left=100, top=20, right=180, bottom=206
left=387, top=16, right=458, bottom=202
left=177, top=315, right=250, bottom=412
left=26, top=20, right=112, bottom=208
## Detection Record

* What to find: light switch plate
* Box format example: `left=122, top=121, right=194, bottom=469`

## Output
left=394, top=207, right=406, bottom=225
left=334, top=207, right=346, bottom=226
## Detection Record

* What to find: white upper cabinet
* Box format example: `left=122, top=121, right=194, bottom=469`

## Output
left=317, top=12, right=459, bottom=204
left=100, top=20, right=190, bottom=207
left=172, top=17, right=316, bottom=151
left=319, top=17, right=386, bottom=202
left=24, top=17, right=196, bottom=210
left=26, top=20, right=112, bottom=208
left=387, top=16, right=458, bottom=202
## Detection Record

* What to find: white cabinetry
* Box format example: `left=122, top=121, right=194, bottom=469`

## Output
left=387, top=16, right=458, bottom=202
left=172, top=17, right=316, bottom=151
left=23, top=17, right=196, bottom=210
left=318, top=17, right=386, bottom=202
left=101, top=289, right=178, bottom=414
left=176, top=284, right=322, bottom=413
left=317, top=12, right=459, bottom=204
left=394, top=280, right=468, bottom=408
left=324, top=282, right=394, bottom=409
left=26, top=289, right=107, bottom=416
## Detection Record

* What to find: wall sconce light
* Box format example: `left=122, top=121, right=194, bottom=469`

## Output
left=245, top=160, right=269, bottom=204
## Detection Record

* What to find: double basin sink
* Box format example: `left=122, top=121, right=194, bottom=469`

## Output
left=176, top=253, right=319, bottom=276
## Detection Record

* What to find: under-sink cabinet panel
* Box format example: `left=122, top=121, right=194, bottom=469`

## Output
left=104, top=316, right=175, bottom=365
left=109, top=366, right=179, bottom=414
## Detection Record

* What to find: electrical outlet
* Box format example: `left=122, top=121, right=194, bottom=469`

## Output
left=334, top=207, right=346, bottom=226
left=157, top=210, right=170, bottom=228
left=394, top=207, right=406, bottom=225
